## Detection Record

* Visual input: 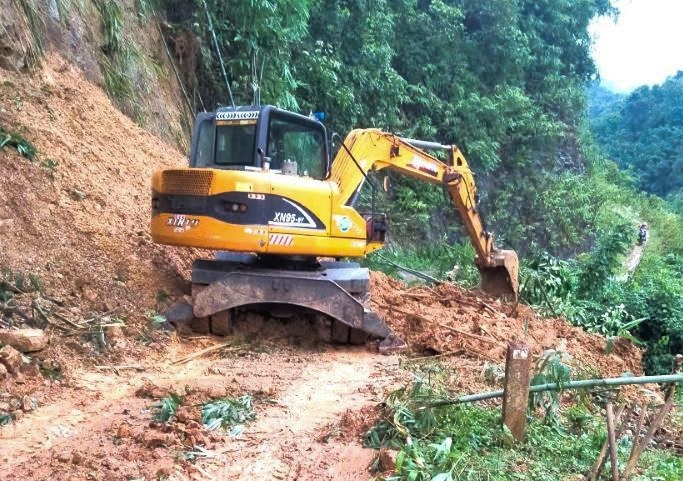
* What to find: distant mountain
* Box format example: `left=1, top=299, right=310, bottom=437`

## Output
left=588, top=72, right=683, bottom=198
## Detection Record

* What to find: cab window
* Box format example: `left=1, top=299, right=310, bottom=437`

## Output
left=214, top=123, right=256, bottom=166
left=195, top=119, right=215, bottom=167
left=267, top=116, right=326, bottom=179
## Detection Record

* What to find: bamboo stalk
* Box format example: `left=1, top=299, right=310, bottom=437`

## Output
left=426, top=372, right=683, bottom=406
left=620, top=355, right=683, bottom=480
left=589, top=404, right=627, bottom=481
left=606, top=403, right=620, bottom=481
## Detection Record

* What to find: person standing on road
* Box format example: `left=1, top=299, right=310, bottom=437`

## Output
left=638, top=223, right=648, bottom=245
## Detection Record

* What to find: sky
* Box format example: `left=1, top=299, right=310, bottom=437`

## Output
left=590, top=0, right=683, bottom=93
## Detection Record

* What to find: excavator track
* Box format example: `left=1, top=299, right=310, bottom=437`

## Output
left=164, top=254, right=406, bottom=353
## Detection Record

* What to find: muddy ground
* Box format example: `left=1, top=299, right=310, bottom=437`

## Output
left=0, top=55, right=677, bottom=480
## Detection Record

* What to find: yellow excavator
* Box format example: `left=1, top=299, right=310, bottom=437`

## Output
left=151, top=105, right=518, bottom=351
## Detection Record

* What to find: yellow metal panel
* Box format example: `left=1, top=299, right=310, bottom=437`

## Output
left=268, top=173, right=332, bottom=236
left=151, top=214, right=268, bottom=252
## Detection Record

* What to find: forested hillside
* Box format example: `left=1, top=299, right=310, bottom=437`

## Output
left=159, top=0, right=613, bottom=257
left=153, top=0, right=683, bottom=374
left=589, top=74, right=683, bottom=199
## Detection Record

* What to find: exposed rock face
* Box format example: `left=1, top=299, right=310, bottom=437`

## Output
left=0, top=328, right=48, bottom=353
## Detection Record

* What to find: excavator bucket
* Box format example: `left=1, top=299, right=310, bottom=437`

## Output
left=476, top=249, right=519, bottom=299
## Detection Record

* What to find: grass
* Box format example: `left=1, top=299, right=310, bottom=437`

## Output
left=16, top=0, right=44, bottom=62
left=1, top=267, right=43, bottom=295
left=365, top=379, right=683, bottom=481
left=363, top=242, right=480, bottom=288
left=94, top=0, right=123, bottom=55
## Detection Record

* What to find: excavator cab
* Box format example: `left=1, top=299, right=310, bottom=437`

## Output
left=189, top=106, right=329, bottom=178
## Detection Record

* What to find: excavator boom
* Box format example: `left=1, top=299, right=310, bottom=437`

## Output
left=330, top=129, right=518, bottom=297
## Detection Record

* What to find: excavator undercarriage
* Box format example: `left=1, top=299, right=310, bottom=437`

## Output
left=164, top=254, right=407, bottom=352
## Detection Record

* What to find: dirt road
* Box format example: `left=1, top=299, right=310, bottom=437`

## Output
left=1, top=339, right=408, bottom=481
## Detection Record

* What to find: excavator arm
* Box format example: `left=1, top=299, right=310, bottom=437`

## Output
left=331, top=129, right=519, bottom=297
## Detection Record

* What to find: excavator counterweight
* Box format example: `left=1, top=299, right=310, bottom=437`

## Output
left=151, top=105, right=519, bottom=349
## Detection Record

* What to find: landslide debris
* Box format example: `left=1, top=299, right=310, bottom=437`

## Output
left=370, top=271, right=642, bottom=393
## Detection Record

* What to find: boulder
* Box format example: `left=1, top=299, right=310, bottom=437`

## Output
left=0, top=328, right=48, bottom=352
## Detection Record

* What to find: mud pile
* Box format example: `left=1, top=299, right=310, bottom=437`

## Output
left=1, top=54, right=643, bottom=378
left=0, top=54, right=192, bottom=328
left=370, top=272, right=642, bottom=392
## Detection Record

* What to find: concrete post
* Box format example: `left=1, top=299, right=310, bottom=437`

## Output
left=502, top=340, right=532, bottom=442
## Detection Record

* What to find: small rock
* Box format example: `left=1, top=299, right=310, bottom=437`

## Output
left=0, top=402, right=10, bottom=412
left=105, top=325, right=126, bottom=347
left=82, top=287, right=97, bottom=302
left=56, top=451, right=71, bottom=463
left=119, top=448, right=131, bottom=461
left=72, top=452, right=84, bottom=465
left=174, top=406, right=193, bottom=423
left=21, top=395, right=35, bottom=412
left=143, top=432, right=174, bottom=448
left=0, top=363, right=7, bottom=380
left=116, top=423, right=132, bottom=438
left=153, top=459, right=175, bottom=478
left=0, top=329, right=48, bottom=353
left=0, top=345, right=24, bottom=374
left=21, top=363, right=41, bottom=378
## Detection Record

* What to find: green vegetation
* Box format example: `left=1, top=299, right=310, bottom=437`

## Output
left=589, top=75, right=683, bottom=198
left=0, top=414, right=13, bottom=427
left=0, top=127, right=37, bottom=160
left=15, top=0, right=44, bottom=62
left=201, top=395, right=256, bottom=433
left=365, top=379, right=683, bottom=481
left=152, top=393, right=182, bottom=422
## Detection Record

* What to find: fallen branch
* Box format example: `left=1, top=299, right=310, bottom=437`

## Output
left=94, top=365, right=144, bottom=371
left=410, top=349, right=462, bottom=362
left=1, top=303, right=33, bottom=323
left=170, top=342, right=244, bottom=365
left=80, top=308, right=121, bottom=324
left=51, top=311, right=87, bottom=330
left=374, top=253, right=443, bottom=284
